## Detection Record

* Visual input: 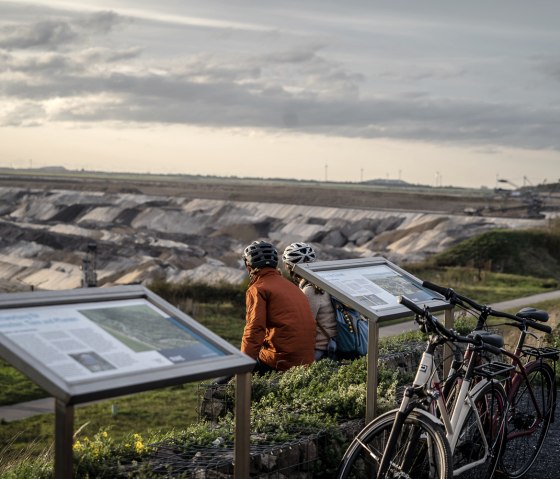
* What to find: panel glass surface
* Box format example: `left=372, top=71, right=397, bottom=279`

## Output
left=0, top=298, right=228, bottom=385
left=315, top=264, right=432, bottom=313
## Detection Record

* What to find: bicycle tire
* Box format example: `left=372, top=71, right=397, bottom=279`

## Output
left=498, top=361, right=555, bottom=479
left=442, top=370, right=463, bottom=411
left=451, top=379, right=508, bottom=479
left=337, top=409, right=452, bottom=479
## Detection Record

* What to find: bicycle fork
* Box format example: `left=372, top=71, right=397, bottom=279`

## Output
left=377, top=351, right=436, bottom=478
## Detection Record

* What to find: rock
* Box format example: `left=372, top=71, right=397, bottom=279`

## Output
left=321, top=229, right=347, bottom=248
left=0, top=186, right=548, bottom=292
left=348, top=229, right=374, bottom=246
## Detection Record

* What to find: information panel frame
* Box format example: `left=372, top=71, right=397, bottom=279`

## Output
left=0, top=285, right=255, bottom=406
left=294, top=256, right=452, bottom=424
left=293, top=256, right=449, bottom=323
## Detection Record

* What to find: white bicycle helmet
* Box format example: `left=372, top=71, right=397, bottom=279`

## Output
left=282, top=242, right=316, bottom=270
left=243, top=241, right=278, bottom=269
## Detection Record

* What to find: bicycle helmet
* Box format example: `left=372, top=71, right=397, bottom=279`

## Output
left=282, top=242, right=316, bottom=270
left=243, top=241, right=278, bottom=269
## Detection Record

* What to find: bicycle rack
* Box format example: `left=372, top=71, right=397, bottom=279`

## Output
left=521, top=346, right=560, bottom=361
left=473, top=361, right=515, bottom=379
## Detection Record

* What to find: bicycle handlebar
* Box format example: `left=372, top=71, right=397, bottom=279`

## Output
left=489, top=309, right=551, bottom=333
left=423, top=280, right=485, bottom=311
left=397, top=295, right=504, bottom=354
left=421, top=280, right=552, bottom=335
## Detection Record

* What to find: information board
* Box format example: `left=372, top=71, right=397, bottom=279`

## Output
left=293, top=257, right=449, bottom=322
left=0, top=286, right=255, bottom=405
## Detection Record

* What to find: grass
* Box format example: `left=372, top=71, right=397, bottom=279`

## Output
left=1, top=269, right=559, bottom=476
left=406, top=265, right=558, bottom=304
left=0, top=360, right=47, bottom=406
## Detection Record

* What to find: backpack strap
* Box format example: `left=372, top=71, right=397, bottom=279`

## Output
left=316, top=320, right=331, bottom=339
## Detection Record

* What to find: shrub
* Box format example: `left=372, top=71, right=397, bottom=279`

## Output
left=432, top=229, right=560, bottom=281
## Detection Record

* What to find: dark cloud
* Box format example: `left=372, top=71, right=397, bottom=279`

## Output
left=1, top=5, right=559, bottom=154
left=76, top=47, right=143, bottom=64
left=0, top=19, right=77, bottom=49
left=2, top=47, right=560, bottom=151
left=0, top=11, right=124, bottom=50
left=75, top=11, right=123, bottom=35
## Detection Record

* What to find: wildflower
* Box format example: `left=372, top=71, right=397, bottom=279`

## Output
left=73, top=440, right=83, bottom=452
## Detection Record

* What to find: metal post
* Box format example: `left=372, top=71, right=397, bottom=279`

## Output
left=82, top=242, right=98, bottom=287
left=443, top=308, right=454, bottom=377
left=55, top=399, right=74, bottom=479
left=234, top=372, right=251, bottom=479
left=366, top=320, right=379, bottom=423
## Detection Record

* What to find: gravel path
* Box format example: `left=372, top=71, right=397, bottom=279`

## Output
left=520, top=404, right=560, bottom=479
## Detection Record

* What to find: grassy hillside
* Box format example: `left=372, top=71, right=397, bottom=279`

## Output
left=428, top=228, right=560, bottom=282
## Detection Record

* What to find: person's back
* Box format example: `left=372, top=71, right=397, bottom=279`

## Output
left=282, top=242, right=337, bottom=361
left=300, top=280, right=337, bottom=353
left=243, top=268, right=316, bottom=370
left=241, top=241, right=315, bottom=373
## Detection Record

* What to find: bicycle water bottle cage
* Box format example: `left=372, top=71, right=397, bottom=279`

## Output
left=516, top=307, right=549, bottom=323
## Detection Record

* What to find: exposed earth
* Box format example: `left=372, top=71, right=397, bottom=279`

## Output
left=1, top=170, right=556, bottom=215
left=0, top=170, right=558, bottom=293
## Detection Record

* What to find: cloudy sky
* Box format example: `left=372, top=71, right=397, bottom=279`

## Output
left=1, top=0, right=559, bottom=188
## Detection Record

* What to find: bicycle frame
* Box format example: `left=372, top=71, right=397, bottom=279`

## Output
left=380, top=336, right=501, bottom=478
left=421, top=348, right=499, bottom=476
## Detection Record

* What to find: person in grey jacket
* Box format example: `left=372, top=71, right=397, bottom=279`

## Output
left=282, top=242, right=337, bottom=360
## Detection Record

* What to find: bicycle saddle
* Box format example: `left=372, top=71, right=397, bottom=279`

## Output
left=516, top=307, right=549, bottom=323
left=471, top=331, right=504, bottom=349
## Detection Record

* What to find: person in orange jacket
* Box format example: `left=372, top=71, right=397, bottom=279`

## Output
left=241, top=240, right=316, bottom=374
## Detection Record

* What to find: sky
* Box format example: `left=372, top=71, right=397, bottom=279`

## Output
left=0, top=1, right=559, bottom=189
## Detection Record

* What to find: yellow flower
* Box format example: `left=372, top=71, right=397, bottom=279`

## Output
left=135, top=440, right=145, bottom=453
left=102, top=431, right=108, bottom=438
left=73, top=440, right=83, bottom=452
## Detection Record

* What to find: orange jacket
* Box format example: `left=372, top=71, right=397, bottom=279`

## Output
left=241, top=268, right=316, bottom=371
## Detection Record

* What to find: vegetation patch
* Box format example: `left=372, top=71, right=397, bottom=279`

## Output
left=2, top=265, right=559, bottom=477
left=429, top=229, right=560, bottom=281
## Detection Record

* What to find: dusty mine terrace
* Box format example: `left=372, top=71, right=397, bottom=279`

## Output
left=1, top=169, right=557, bottom=218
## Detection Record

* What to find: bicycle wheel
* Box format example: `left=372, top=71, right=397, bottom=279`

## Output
left=452, top=379, right=508, bottom=479
left=442, top=370, right=463, bottom=412
left=337, top=409, right=452, bottom=479
left=498, top=361, right=555, bottom=479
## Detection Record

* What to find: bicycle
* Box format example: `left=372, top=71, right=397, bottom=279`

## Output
left=421, top=280, right=558, bottom=479
left=337, top=295, right=510, bottom=479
